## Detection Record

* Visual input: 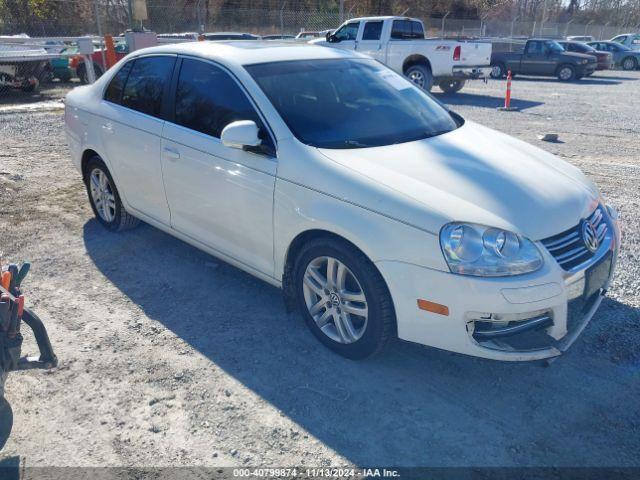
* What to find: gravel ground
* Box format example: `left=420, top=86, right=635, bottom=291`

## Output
left=0, top=70, right=639, bottom=469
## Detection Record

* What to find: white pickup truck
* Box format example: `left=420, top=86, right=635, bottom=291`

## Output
left=311, top=16, right=492, bottom=93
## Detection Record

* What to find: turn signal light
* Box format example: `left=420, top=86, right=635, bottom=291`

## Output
left=417, top=299, right=449, bottom=316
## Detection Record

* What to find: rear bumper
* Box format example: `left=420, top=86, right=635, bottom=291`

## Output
left=451, top=66, right=491, bottom=79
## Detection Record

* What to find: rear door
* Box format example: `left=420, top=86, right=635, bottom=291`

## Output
left=355, top=20, right=385, bottom=61
left=99, top=55, right=175, bottom=225
left=161, top=57, right=277, bottom=275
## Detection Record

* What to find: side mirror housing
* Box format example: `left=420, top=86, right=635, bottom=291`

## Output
left=221, top=120, right=262, bottom=150
left=327, top=33, right=338, bottom=43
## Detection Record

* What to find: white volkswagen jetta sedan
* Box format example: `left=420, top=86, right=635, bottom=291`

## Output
left=65, top=42, right=620, bottom=361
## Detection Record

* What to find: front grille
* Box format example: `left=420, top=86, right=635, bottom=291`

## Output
left=541, top=206, right=608, bottom=271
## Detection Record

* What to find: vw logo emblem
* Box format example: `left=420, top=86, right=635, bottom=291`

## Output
left=329, top=292, right=341, bottom=307
left=581, top=220, right=599, bottom=253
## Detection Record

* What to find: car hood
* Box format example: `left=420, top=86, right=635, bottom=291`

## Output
left=316, top=121, right=599, bottom=240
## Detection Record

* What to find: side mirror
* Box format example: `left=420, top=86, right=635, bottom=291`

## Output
left=327, top=33, right=338, bottom=43
left=221, top=120, right=262, bottom=150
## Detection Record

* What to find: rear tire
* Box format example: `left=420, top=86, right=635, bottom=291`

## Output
left=84, top=156, right=140, bottom=232
left=293, top=237, right=396, bottom=359
left=405, top=64, right=433, bottom=92
left=438, top=79, right=466, bottom=94
left=557, top=64, right=575, bottom=81
left=490, top=62, right=506, bottom=79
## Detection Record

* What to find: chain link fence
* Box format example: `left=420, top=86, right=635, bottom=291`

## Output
left=1, top=0, right=637, bottom=96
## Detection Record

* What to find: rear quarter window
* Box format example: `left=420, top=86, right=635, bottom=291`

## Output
left=120, top=56, right=175, bottom=118
left=104, top=60, right=133, bottom=104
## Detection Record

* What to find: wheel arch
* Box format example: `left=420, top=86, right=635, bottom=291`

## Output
left=402, top=54, right=432, bottom=75
left=81, top=148, right=100, bottom=177
left=281, top=228, right=391, bottom=315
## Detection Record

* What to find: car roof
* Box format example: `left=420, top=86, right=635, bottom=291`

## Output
left=128, top=41, right=366, bottom=66
left=348, top=15, right=420, bottom=21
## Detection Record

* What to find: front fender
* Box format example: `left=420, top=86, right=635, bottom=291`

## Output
left=273, top=178, right=449, bottom=281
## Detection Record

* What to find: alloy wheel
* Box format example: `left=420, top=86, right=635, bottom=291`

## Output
left=491, top=65, right=503, bottom=78
left=559, top=67, right=573, bottom=80
left=408, top=70, right=425, bottom=88
left=89, top=168, right=116, bottom=223
left=623, top=58, right=635, bottom=70
left=302, top=256, right=368, bottom=344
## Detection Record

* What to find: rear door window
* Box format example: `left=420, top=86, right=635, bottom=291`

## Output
left=121, top=56, right=175, bottom=118
left=104, top=60, right=133, bottom=104
left=391, top=20, right=424, bottom=39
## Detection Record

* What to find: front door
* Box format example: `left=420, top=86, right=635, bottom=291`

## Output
left=161, top=58, right=277, bottom=276
left=329, top=21, right=361, bottom=51
left=522, top=40, right=555, bottom=75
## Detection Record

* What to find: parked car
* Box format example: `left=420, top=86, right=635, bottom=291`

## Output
left=157, top=32, right=200, bottom=42
left=262, top=34, right=296, bottom=40
left=610, top=33, right=640, bottom=51
left=557, top=40, right=613, bottom=71
left=295, top=30, right=332, bottom=39
left=202, top=32, right=260, bottom=41
left=312, top=16, right=491, bottom=93
left=587, top=41, right=640, bottom=70
left=491, top=38, right=597, bottom=81
left=65, top=41, right=620, bottom=361
left=566, top=35, right=594, bottom=42
left=70, top=42, right=128, bottom=84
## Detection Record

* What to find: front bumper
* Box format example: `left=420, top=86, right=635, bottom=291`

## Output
left=451, top=66, right=491, bottom=80
left=376, top=214, right=620, bottom=362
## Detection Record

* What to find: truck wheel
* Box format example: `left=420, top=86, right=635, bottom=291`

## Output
left=439, top=79, right=466, bottom=94
left=490, top=63, right=506, bottom=79
left=405, top=65, right=433, bottom=92
left=622, top=57, right=637, bottom=71
left=557, top=64, right=575, bottom=81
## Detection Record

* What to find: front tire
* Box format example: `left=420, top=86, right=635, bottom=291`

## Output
left=622, top=56, right=637, bottom=71
left=557, top=64, right=576, bottom=81
left=405, top=64, right=433, bottom=92
left=84, top=156, right=140, bottom=232
left=293, top=237, right=395, bottom=359
left=439, top=79, right=466, bottom=93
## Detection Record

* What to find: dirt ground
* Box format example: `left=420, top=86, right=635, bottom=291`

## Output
left=0, top=70, right=639, bottom=469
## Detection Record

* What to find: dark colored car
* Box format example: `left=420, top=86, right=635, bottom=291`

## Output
left=587, top=41, right=640, bottom=70
left=558, top=41, right=613, bottom=71
left=491, top=39, right=597, bottom=81
left=201, top=32, right=260, bottom=41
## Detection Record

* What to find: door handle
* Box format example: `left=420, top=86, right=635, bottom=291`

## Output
left=101, top=123, right=114, bottom=134
left=163, top=147, right=180, bottom=160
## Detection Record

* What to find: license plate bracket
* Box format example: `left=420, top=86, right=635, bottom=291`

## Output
left=584, top=251, right=613, bottom=300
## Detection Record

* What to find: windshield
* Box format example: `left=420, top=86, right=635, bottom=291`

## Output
left=245, top=59, right=460, bottom=149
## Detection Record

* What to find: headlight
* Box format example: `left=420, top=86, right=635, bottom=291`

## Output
left=439, top=223, right=543, bottom=277
left=580, top=59, right=588, bottom=64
